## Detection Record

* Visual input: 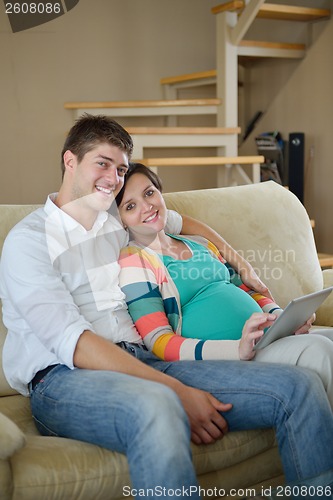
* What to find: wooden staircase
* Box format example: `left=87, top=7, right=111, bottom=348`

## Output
left=161, top=2, right=330, bottom=92
left=125, top=126, right=240, bottom=159
left=64, top=98, right=221, bottom=120
left=64, top=1, right=330, bottom=190
left=211, top=2, right=330, bottom=21
left=136, top=155, right=264, bottom=187
left=213, top=1, right=330, bottom=131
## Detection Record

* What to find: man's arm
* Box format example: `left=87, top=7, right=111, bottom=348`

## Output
left=181, top=214, right=274, bottom=300
left=73, top=330, right=232, bottom=445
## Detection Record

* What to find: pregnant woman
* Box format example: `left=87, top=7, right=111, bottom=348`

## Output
left=117, top=163, right=333, bottom=409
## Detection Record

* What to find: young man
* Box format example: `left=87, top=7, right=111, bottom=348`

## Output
left=1, top=114, right=333, bottom=499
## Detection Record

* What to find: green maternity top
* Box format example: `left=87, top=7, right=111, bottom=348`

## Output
left=162, top=236, right=262, bottom=340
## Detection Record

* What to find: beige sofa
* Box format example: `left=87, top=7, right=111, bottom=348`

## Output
left=1, top=181, right=333, bottom=500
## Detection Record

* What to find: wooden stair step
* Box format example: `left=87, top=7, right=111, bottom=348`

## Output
left=238, top=39, right=306, bottom=58
left=125, top=127, right=240, bottom=159
left=239, top=40, right=305, bottom=51
left=137, top=155, right=264, bottom=166
left=125, top=126, right=241, bottom=135
left=64, top=98, right=222, bottom=119
left=161, top=40, right=305, bottom=89
left=160, top=70, right=217, bottom=86
left=256, top=4, right=331, bottom=22
left=136, top=155, right=264, bottom=186
left=211, top=2, right=331, bottom=22
left=64, top=98, right=221, bottom=109
left=161, top=69, right=242, bottom=88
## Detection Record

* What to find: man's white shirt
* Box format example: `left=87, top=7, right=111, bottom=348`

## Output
left=0, top=195, right=182, bottom=395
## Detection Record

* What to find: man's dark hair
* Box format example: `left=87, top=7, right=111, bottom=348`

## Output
left=116, top=162, right=163, bottom=206
left=61, top=114, right=133, bottom=177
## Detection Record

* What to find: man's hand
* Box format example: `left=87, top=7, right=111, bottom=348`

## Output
left=239, top=312, right=277, bottom=360
left=240, top=269, right=274, bottom=301
left=180, top=214, right=274, bottom=301
left=75, top=331, right=232, bottom=445
left=176, top=385, right=232, bottom=445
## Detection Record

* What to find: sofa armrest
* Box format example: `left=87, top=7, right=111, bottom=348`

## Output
left=0, top=411, right=26, bottom=459
left=315, top=270, right=333, bottom=327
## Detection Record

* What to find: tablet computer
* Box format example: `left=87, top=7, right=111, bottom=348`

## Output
left=253, top=286, right=333, bottom=350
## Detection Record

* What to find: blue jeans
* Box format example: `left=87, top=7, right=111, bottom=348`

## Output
left=30, top=343, right=333, bottom=499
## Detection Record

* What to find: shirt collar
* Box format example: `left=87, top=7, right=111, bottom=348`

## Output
left=45, top=194, right=109, bottom=235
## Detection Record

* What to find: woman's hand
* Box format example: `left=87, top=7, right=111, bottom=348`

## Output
left=294, top=313, right=316, bottom=335
left=239, top=312, right=277, bottom=360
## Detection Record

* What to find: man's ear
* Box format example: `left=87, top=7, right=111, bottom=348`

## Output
left=63, top=150, right=77, bottom=173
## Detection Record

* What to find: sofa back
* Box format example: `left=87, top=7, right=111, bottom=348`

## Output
left=164, top=181, right=322, bottom=307
left=0, top=183, right=322, bottom=396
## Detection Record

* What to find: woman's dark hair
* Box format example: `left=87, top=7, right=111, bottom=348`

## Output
left=116, top=163, right=163, bottom=206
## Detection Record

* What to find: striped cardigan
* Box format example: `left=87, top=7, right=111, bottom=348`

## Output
left=119, top=236, right=282, bottom=361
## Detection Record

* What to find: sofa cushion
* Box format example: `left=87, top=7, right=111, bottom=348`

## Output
left=2, top=392, right=280, bottom=476
left=0, top=394, right=39, bottom=435
left=11, top=434, right=131, bottom=500
left=192, top=428, right=278, bottom=474
left=8, top=422, right=280, bottom=500
left=0, top=411, right=26, bottom=460
left=316, top=270, right=333, bottom=326
left=1, top=392, right=282, bottom=498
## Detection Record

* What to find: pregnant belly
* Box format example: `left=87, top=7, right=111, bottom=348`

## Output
left=181, top=282, right=262, bottom=340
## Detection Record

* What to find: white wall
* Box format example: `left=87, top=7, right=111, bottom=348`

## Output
left=0, top=0, right=332, bottom=252
left=240, top=15, right=333, bottom=253
left=0, top=0, right=218, bottom=204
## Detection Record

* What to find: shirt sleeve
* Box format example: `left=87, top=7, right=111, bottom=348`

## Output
left=165, top=209, right=182, bottom=235
left=1, top=227, right=92, bottom=369
left=118, top=246, right=241, bottom=361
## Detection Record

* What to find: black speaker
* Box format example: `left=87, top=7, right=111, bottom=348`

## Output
left=288, top=132, right=305, bottom=204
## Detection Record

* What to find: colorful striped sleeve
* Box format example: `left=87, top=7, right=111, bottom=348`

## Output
left=118, top=246, right=241, bottom=361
